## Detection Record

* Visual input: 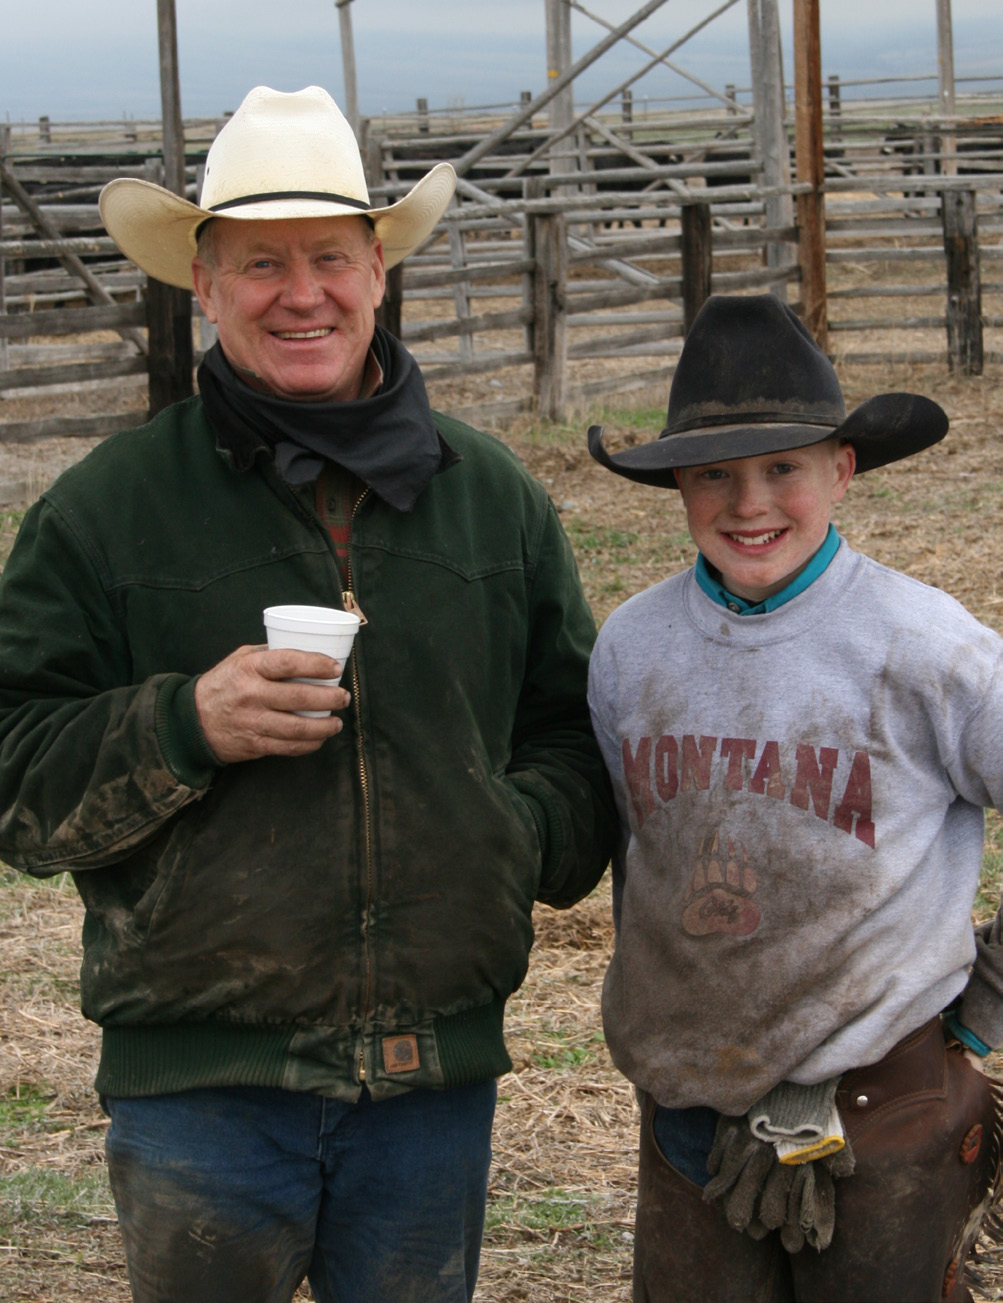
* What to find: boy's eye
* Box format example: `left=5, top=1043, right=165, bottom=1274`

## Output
left=770, top=462, right=796, bottom=475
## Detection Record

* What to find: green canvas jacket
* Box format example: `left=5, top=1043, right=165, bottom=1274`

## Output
left=0, top=397, right=616, bottom=1100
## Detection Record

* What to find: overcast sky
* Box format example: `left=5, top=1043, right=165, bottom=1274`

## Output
left=2, top=0, right=1000, bottom=124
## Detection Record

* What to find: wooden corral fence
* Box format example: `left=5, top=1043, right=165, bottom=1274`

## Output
left=2, top=92, right=1002, bottom=442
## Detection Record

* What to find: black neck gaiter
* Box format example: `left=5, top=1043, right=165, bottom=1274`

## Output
left=198, top=325, right=456, bottom=513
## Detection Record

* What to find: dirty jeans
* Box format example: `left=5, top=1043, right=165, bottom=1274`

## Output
left=632, top=1019, right=998, bottom=1303
left=104, top=1079, right=496, bottom=1303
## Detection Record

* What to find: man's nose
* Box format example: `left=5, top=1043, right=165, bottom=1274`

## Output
left=280, top=262, right=325, bottom=310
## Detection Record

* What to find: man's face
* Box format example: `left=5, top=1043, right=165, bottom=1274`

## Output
left=192, top=214, right=386, bottom=403
left=674, top=439, right=856, bottom=603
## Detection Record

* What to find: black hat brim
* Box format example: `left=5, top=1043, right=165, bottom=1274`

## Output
left=588, top=392, right=948, bottom=489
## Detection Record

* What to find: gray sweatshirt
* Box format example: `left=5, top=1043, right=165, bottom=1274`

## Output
left=588, top=540, right=1003, bottom=1114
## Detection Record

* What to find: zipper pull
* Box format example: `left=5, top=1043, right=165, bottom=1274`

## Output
left=342, top=590, right=368, bottom=625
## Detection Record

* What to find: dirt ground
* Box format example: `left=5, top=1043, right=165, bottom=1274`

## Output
left=1, top=344, right=1003, bottom=1301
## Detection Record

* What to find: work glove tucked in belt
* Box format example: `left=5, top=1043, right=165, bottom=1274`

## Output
left=703, top=1076, right=855, bottom=1253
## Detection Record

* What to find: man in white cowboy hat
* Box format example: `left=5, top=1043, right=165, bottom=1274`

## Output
left=0, top=85, right=616, bottom=1303
left=586, top=293, right=1003, bottom=1302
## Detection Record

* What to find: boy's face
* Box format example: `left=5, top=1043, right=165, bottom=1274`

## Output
left=674, top=439, right=856, bottom=603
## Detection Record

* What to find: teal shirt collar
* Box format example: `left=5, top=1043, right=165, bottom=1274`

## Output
left=695, top=525, right=840, bottom=615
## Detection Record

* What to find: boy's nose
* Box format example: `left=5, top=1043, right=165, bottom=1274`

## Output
left=729, top=478, right=769, bottom=516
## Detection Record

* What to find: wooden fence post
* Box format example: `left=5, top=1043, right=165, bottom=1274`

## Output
left=143, top=159, right=192, bottom=414
left=0, top=124, right=9, bottom=380
left=376, top=264, right=403, bottom=339
left=366, top=132, right=403, bottom=338
left=828, top=75, right=842, bottom=142
left=146, top=277, right=195, bottom=415
left=527, top=185, right=567, bottom=423
left=448, top=222, right=473, bottom=361
left=942, top=188, right=982, bottom=375
left=681, top=203, right=712, bottom=334
left=145, top=0, right=192, bottom=414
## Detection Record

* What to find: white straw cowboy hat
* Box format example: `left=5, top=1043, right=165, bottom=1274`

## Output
left=99, top=85, right=457, bottom=289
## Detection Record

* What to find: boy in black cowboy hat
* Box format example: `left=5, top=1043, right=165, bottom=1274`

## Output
left=587, top=293, right=1003, bottom=1302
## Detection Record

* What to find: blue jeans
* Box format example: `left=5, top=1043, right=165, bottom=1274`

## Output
left=104, top=1080, right=497, bottom=1303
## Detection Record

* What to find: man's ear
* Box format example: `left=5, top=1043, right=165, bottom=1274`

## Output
left=191, top=259, right=219, bottom=324
left=370, top=239, right=387, bottom=310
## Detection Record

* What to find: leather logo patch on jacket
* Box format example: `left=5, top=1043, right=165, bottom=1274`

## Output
left=382, top=1034, right=420, bottom=1074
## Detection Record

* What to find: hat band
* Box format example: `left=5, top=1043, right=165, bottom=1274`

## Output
left=667, top=411, right=842, bottom=438
left=208, top=190, right=372, bottom=213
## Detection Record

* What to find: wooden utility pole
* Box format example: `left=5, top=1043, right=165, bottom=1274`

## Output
left=937, top=0, right=956, bottom=176
left=157, top=0, right=186, bottom=197
left=336, top=0, right=360, bottom=138
left=792, top=0, right=827, bottom=348
left=151, top=0, right=193, bottom=414
left=0, top=125, right=8, bottom=381
left=747, top=0, right=793, bottom=298
left=546, top=0, right=577, bottom=189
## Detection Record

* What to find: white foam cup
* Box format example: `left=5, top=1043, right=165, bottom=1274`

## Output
left=263, top=605, right=362, bottom=717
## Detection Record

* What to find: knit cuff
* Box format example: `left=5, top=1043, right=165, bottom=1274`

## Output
left=154, top=674, right=221, bottom=789
left=748, top=1076, right=846, bottom=1164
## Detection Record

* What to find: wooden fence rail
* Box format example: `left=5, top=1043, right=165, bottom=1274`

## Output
left=2, top=101, right=1002, bottom=442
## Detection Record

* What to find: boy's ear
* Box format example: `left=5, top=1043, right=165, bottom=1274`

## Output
left=833, top=441, right=857, bottom=500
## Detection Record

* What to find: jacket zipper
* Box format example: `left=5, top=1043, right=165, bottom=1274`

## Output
left=345, top=487, right=373, bottom=1085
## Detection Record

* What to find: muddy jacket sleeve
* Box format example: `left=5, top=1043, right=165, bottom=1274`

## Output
left=0, top=498, right=214, bottom=877
left=504, top=499, right=618, bottom=909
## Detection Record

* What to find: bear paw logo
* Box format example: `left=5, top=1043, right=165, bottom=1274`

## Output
left=681, top=831, right=760, bottom=938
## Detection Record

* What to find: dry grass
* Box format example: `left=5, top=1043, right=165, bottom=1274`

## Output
left=2, top=341, right=1003, bottom=1300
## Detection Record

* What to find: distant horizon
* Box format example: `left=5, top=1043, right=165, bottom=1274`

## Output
left=3, top=0, right=1000, bottom=126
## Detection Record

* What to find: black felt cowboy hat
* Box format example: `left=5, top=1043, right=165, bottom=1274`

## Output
left=587, top=294, right=948, bottom=488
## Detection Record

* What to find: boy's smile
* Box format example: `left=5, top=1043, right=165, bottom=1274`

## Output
left=674, top=439, right=856, bottom=603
